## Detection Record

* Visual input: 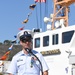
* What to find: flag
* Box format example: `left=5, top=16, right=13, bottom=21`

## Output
left=19, top=26, right=24, bottom=30
left=34, top=0, right=46, bottom=3
left=27, top=12, right=32, bottom=18
left=22, top=19, right=29, bottom=24
left=8, top=45, right=13, bottom=50
left=29, top=4, right=36, bottom=10
left=11, top=40, right=16, bottom=44
left=0, top=51, right=10, bottom=60
left=14, top=35, right=17, bottom=38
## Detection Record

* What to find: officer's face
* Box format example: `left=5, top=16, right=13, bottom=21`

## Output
left=20, top=38, right=32, bottom=49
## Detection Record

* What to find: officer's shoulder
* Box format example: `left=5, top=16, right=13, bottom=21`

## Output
left=32, top=50, right=42, bottom=55
left=32, top=50, right=43, bottom=59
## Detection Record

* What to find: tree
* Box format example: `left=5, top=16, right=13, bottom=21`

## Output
left=3, top=40, right=11, bottom=45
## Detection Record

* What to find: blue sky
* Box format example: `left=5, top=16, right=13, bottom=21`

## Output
left=0, top=0, right=75, bottom=43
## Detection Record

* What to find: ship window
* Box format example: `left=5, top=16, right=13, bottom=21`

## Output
left=62, top=30, right=74, bottom=43
left=35, top=38, right=40, bottom=48
left=52, top=34, right=58, bottom=45
left=43, top=36, right=49, bottom=46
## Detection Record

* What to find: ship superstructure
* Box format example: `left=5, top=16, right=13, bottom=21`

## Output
left=32, top=0, right=75, bottom=75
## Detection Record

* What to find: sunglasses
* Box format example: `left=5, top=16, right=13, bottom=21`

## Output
left=20, top=34, right=32, bottom=43
left=21, top=39, right=32, bottom=43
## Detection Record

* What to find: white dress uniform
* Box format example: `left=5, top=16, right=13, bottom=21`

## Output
left=7, top=50, right=49, bottom=75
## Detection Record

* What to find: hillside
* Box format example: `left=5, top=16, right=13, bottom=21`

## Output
left=0, top=44, right=22, bottom=61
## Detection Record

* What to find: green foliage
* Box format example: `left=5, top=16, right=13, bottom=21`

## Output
left=3, top=40, right=11, bottom=45
left=0, top=42, right=2, bottom=45
left=0, top=73, right=3, bottom=75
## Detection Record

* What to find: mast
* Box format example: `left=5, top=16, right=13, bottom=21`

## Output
left=52, top=0, right=75, bottom=29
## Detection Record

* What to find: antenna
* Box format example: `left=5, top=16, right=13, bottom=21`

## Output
left=52, top=0, right=75, bottom=29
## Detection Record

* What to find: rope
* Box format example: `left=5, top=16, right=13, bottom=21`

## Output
left=35, top=3, right=39, bottom=28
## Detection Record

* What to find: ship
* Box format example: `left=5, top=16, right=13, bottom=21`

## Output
left=32, top=0, right=75, bottom=75
left=0, top=0, right=75, bottom=75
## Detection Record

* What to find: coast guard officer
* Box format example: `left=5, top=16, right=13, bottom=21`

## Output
left=7, top=30, right=49, bottom=75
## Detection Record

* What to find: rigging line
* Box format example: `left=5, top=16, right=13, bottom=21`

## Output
left=46, top=0, right=48, bottom=17
left=44, top=0, right=48, bottom=31
left=43, top=0, right=47, bottom=31
left=35, top=3, right=39, bottom=28
left=45, top=0, right=48, bottom=17
left=39, top=2, right=42, bottom=29
left=44, top=1, right=46, bottom=16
